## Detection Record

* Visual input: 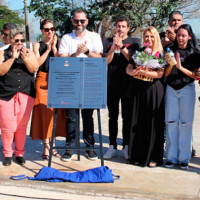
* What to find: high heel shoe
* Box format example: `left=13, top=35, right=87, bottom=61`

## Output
left=42, top=142, right=50, bottom=160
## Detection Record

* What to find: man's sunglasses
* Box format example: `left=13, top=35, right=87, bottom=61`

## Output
left=73, top=19, right=86, bottom=24
left=15, top=39, right=25, bottom=43
left=1, top=31, right=9, bottom=37
left=43, top=27, right=55, bottom=32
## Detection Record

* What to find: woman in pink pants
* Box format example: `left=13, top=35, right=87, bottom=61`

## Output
left=0, top=29, right=39, bottom=166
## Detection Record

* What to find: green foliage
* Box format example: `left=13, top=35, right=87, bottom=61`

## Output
left=136, top=51, right=163, bottom=64
left=90, top=0, right=179, bottom=34
left=36, top=33, right=44, bottom=42
left=0, top=5, right=24, bottom=30
left=29, top=0, right=72, bottom=35
left=135, top=51, right=164, bottom=68
left=136, top=51, right=151, bottom=64
left=29, top=0, right=99, bottom=36
left=29, top=0, right=181, bottom=38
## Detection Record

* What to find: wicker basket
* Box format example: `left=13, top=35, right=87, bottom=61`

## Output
left=133, top=66, right=154, bottom=82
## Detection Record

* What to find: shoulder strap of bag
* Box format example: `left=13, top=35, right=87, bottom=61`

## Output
left=10, top=175, right=28, bottom=180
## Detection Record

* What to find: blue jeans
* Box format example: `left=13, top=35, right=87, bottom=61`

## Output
left=165, top=82, right=195, bottom=164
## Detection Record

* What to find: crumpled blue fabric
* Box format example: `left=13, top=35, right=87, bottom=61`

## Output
left=10, top=166, right=120, bottom=183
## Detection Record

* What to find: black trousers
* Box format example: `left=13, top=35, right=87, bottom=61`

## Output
left=66, top=109, right=94, bottom=147
left=107, top=87, right=132, bottom=149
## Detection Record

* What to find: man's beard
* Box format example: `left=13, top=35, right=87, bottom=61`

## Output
left=74, top=25, right=87, bottom=33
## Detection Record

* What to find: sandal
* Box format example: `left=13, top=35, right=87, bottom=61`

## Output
left=42, top=142, right=50, bottom=160
left=42, top=154, right=49, bottom=160
left=51, top=141, right=60, bottom=157
left=52, top=149, right=60, bottom=157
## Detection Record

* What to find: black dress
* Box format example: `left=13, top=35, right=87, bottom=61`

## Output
left=128, top=65, right=165, bottom=167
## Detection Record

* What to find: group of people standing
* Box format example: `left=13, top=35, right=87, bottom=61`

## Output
left=0, top=9, right=199, bottom=170
left=103, top=10, right=200, bottom=170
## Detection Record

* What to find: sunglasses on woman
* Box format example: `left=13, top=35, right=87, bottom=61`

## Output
left=15, top=39, right=25, bottom=43
left=73, top=19, right=86, bottom=24
left=43, top=27, right=55, bottom=32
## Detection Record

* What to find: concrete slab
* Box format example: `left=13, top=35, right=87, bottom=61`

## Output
left=0, top=82, right=200, bottom=200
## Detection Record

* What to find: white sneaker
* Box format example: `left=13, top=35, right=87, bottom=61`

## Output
left=103, top=145, right=118, bottom=159
left=122, top=145, right=129, bottom=160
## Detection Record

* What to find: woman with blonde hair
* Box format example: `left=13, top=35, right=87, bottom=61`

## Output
left=30, top=19, right=66, bottom=160
left=126, top=26, right=165, bottom=167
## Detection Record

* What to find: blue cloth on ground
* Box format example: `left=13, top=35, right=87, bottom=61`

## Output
left=10, top=166, right=120, bottom=183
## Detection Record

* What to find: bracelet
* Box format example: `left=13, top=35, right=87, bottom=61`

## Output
left=84, top=49, right=90, bottom=55
left=120, top=45, right=125, bottom=50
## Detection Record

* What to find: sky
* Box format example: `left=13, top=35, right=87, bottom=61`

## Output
left=5, top=0, right=40, bottom=41
left=5, top=0, right=200, bottom=40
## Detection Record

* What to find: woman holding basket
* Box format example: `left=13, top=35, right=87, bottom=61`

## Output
left=126, top=26, right=165, bottom=167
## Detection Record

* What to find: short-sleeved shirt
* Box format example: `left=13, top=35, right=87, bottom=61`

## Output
left=166, top=46, right=200, bottom=90
left=58, top=30, right=103, bottom=57
left=0, top=42, right=10, bottom=51
left=103, top=36, right=140, bottom=88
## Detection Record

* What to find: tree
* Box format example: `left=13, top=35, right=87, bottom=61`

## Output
left=29, top=0, right=200, bottom=39
left=29, top=0, right=73, bottom=36
left=29, top=0, right=97, bottom=36
left=0, top=5, right=24, bottom=30
left=177, top=0, right=200, bottom=19
left=87, top=0, right=181, bottom=38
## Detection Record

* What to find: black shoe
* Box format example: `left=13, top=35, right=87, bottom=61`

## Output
left=61, top=150, right=73, bottom=162
left=85, top=150, right=98, bottom=160
left=165, top=161, right=174, bottom=168
left=180, top=163, right=189, bottom=170
left=16, top=157, right=25, bottom=166
left=3, top=157, right=12, bottom=166
left=192, top=148, right=197, bottom=157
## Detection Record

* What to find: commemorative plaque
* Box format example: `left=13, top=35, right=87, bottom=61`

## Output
left=47, top=57, right=107, bottom=109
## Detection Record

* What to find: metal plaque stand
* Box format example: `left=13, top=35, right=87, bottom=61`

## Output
left=48, top=108, right=104, bottom=167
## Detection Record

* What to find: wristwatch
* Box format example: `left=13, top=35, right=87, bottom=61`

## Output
left=84, top=49, right=90, bottom=55
left=120, top=45, right=125, bottom=50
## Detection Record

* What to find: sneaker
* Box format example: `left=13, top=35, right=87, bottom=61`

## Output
left=85, top=150, right=98, bottom=161
left=122, top=145, right=129, bottom=160
left=180, top=163, right=189, bottom=170
left=16, top=157, right=25, bottom=166
left=3, top=157, right=12, bottom=166
left=61, top=150, right=73, bottom=162
left=103, top=145, right=118, bottom=159
left=165, top=161, right=174, bottom=168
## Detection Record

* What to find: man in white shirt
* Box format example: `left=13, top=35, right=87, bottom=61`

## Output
left=59, top=9, right=103, bottom=162
left=0, top=23, right=17, bottom=51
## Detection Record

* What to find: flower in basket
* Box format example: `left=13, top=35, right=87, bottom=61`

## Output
left=132, top=45, right=165, bottom=69
left=143, top=43, right=152, bottom=55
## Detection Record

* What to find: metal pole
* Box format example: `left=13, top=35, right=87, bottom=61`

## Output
left=24, top=0, right=30, bottom=48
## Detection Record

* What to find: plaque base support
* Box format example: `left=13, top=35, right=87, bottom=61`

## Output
left=48, top=109, right=104, bottom=167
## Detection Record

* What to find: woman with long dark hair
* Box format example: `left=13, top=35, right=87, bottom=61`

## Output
left=30, top=19, right=66, bottom=160
left=164, top=24, right=200, bottom=169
